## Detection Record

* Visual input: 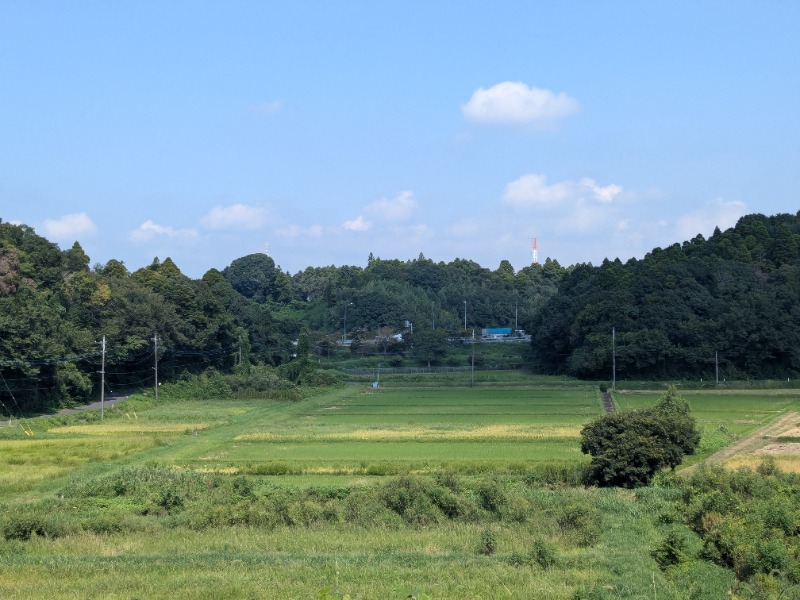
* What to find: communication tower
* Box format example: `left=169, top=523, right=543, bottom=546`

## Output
left=531, top=237, right=539, bottom=266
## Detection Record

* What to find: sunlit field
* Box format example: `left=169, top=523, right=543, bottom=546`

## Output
left=2, top=376, right=795, bottom=598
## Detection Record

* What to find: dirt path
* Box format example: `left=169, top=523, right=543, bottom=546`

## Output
left=681, top=411, right=800, bottom=475
left=601, top=391, right=615, bottom=413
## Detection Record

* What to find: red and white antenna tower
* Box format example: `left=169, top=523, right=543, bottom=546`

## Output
left=531, top=237, right=539, bottom=266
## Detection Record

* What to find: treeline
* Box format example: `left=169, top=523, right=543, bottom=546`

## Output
left=0, top=219, right=565, bottom=412
left=3, top=210, right=799, bottom=411
left=531, top=212, right=800, bottom=380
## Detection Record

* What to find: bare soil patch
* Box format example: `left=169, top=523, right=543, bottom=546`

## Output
left=682, top=411, right=800, bottom=474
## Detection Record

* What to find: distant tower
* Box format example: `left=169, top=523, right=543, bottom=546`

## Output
left=264, top=243, right=271, bottom=257
left=531, top=237, right=539, bottom=266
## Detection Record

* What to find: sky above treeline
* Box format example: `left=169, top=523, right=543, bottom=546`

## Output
left=1, top=1, right=798, bottom=278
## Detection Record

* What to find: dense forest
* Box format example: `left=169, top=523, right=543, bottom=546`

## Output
left=531, top=212, right=800, bottom=381
left=1, top=211, right=798, bottom=412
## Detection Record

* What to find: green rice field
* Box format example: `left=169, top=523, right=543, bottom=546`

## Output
left=1, top=376, right=797, bottom=598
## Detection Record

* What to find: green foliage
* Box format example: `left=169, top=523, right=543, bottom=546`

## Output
left=652, top=529, right=691, bottom=569
left=531, top=212, right=800, bottom=380
left=530, top=537, right=559, bottom=568
left=556, top=501, right=601, bottom=547
left=669, top=463, right=800, bottom=591
left=299, top=368, right=347, bottom=387
left=477, top=528, right=497, bottom=555
left=581, top=386, right=700, bottom=487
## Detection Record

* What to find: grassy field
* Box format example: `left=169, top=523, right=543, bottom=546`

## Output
left=1, top=376, right=794, bottom=598
left=612, top=386, right=800, bottom=465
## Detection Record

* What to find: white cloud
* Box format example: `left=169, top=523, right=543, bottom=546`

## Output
left=462, top=82, right=579, bottom=125
left=580, top=178, right=623, bottom=203
left=676, top=199, right=747, bottom=240
left=616, top=219, right=631, bottom=231
left=341, top=191, right=418, bottom=234
left=364, top=191, right=417, bottom=222
left=343, top=216, right=372, bottom=232
left=503, top=174, right=571, bottom=208
left=201, top=204, right=267, bottom=230
left=129, top=220, right=198, bottom=243
left=503, top=174, right=623, bottom=210
left=41, top=212, right=97, bottom=240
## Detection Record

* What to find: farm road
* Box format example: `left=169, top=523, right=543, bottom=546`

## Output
left=601, top=391, right=615, bottom=413
left=681, top=411, right=800, bottom=475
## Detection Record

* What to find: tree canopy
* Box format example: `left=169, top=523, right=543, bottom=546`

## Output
left=530, top=212, right=800, bottom=380
left=580, top=386, right=700, bottom=488
left=1, top=210, right=799, bottom=412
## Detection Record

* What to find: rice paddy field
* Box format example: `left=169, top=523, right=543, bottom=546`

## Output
left=0, top=375, right=797, bottom=598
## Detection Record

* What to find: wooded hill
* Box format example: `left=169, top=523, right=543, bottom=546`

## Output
left=1, top=211, right=798, bottom=411
left=531, top=212, right=800, bottom=380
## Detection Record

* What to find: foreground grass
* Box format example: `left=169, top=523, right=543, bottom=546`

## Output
left=0, top=484, right=732, bottom=600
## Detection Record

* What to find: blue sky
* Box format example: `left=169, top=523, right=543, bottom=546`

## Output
left=2, top=1, right=798, bottom=278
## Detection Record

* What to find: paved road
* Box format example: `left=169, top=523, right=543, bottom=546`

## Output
left=0, top=393, right=135, bottom=426
left=55, top=395, right=131, bottom=415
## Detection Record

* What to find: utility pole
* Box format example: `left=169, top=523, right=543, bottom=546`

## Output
left=100, top=335, right=106, bottom=419
left=470, top=330, right=475, bottom=388
left=153, top=333, right=159, bottom=399
left=715, top=351, right=719, bottom=385
left=612, top=327, right=616, bottom=392
left=432, top=303, right=435, bottom=329
left=343, top=302, right=353, bottom=345
left=463, top=300, right=467, bottom=330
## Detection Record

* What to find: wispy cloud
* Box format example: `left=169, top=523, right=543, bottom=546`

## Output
left=462, top=82, right=579, bottom=126
left=364, top=191, right=417, bottom=222
left=41, top=212, right=97, bottom=240
left=343, top=191, right=419, bottom=233
left=342, top=215, right=372, bottom=232
left=129, top=220, right=198, bottom=243
left=676, top=199, right=747, bottom=240
left=201, top=203, right=267, bottom=230
left=503, top=174, right=622, bottom=209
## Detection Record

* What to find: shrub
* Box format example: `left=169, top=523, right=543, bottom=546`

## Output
left=476, top=479, right=506, bottom=513
left=530, top=538, right=558, bottom=568
left=581, top=385, right=700, bottom=488
left=477, top=528, right=497, bottom=555
left=652, top=529, right=690, bottom=569
left=299, top=369, right=347, bottom=387
left=286, top=500, right=324, bottom=527
left=380, top=476, right=446, bottom=526
left=2, top=512, right=69, bottom=541
left=557, top=502, right=601, bottom=547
